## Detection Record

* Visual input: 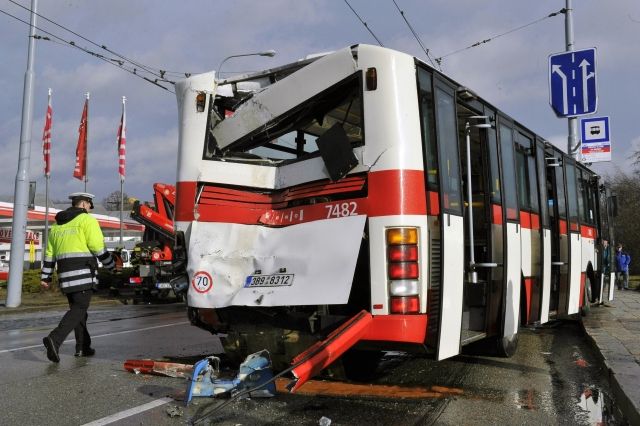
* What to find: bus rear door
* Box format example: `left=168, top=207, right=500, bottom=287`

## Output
left=433, top=79, right=464, bottom=360
left=497, top=119, right=522, bottom=344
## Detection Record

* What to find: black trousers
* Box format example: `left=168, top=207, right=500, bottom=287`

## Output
left=49, top=289, right=92, bottom=351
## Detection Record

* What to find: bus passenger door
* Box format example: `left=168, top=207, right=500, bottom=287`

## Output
left=546, top=150, right=570, bottom=317
left=497, top=121, right=521, bottom=339
left=564, top=161, right=582, bottom=315
left=434, top=81, right=464, bottom=360
left=535, top=140, right=552, bottom=323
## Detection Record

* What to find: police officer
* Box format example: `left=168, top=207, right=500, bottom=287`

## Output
left=41, top=192, right=116, bottom=362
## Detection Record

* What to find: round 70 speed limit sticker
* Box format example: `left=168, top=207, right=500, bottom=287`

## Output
left=192, top=271, right=213, bottom=293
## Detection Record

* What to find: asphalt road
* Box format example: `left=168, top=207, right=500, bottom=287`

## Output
left=0, top=302, right=629, bottom=425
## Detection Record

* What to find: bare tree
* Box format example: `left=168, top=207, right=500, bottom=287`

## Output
left=102, top=190, right=134, bottom=211
left=608, top=170, right=640, bottom=274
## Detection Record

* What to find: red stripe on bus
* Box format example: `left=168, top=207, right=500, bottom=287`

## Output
left=579, top=273, right=586, bottom=308
left=492, top=204, right=503, bottom=225
left=175, top=170, right=427, bottom=224
left=427, top=191, right=440, bottom=216
left=570, top=221, right=579, bottom=232
left=361, top=314, right=427, bottom=343
left=581, top=225, right=597, bottom=239
left=558, top=219, right=568, bottom=235
left=524, top=277, right=534, bottom=323
left=531, top=213, right=540, bottom=231
left=520, top=211, right=531, bottom=229
left=367, top=170, right=427, bottom=216
left=175, top=181, right=197, bottom=222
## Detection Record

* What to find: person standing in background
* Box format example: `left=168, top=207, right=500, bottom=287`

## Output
left=615, top=243, right=631, bottom=291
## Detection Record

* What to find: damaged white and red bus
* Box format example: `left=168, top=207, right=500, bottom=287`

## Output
left=171, top=45, right=616, bottom=384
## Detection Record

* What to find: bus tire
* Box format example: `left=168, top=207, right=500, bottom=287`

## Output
left=581, top=280, right=592, bottom=316
left=496, top=332, right=519, bottom=358
left=496, top=306, right=520, bottom=358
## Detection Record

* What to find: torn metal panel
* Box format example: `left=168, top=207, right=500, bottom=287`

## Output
left=316, top=123, right=359, bottom=181
left=212, top=47, right=358, bottom=151
left=186, top=215, right=366, bottom=308
left=197, top=148, right=370, bottom=191
left=288, top=310, right=373, bottom=393
left=186, top=351, right=276, bottom=403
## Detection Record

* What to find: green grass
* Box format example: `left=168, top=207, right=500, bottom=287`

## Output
left=0, top=268, right=135, bottom=308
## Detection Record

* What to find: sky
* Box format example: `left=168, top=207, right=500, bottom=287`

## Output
left=1, top=0, right=639, bottom=205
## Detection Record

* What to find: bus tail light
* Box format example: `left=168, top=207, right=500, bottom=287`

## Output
left=386, top=227, right=421, bottom=313
left=390, top=296, right=419, bottom=314
left=388, top=262, right=419, bottom=279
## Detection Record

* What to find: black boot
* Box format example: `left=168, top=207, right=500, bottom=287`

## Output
left=43, top=336, right=60, bottom=363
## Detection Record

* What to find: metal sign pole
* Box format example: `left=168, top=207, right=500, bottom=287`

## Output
left=565, top=0, right=580, bottom=160
left=6, top=0, right=38, bottom=308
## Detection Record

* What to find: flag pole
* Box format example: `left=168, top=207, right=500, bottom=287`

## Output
left=119, top=96, right=126, bottom=246
left=84, top=92, right=89, bottom=192
left=42, top=88, right=52, bottom=268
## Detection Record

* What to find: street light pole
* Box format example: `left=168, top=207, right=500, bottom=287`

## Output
left=216, top=50, right=276, bottom=81
left=565, top=0, right=580, bottom=160
left=6, top=0, right=38, bottom=308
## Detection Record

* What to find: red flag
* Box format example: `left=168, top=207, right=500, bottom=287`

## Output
left=117, top=99, right=126, bottom=180
left=42, top=93, right=52, bottom=177
left=73, top=99, right=88, bottom=180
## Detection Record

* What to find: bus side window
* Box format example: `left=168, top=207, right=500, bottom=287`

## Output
left=435, top=86, right=462, bottom=214
left=498, top=124, right=518, bottom=221
left=417, top=68, right=438, bottom=190
left=565, top=163, right=579, bottom=226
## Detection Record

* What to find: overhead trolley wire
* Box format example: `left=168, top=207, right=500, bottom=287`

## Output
left=8, top=0, right=189, bottom=80
left=343, top=0, right=385, bottom=47
left=391, top=0, right=440, bottom=70
left=434, top=8, right=566, bottom=66
left=0, top=6, right=175, bottom=93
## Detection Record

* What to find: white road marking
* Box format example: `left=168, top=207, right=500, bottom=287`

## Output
left=81, top=397, right=173, bottom=426
left=0, top=321, right=190, bottom=354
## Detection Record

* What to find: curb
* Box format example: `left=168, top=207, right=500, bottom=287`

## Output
left=0, top=298, right=122, bottom=316
left=581, top=309, right=640, bottom=425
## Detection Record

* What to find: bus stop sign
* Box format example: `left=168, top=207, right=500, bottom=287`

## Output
left=549, top=48, right=597, bottom=117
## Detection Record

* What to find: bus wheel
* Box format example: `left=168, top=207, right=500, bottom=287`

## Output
left=581, top=280, right=592, bottom=316
left=496, top=305, right=520, bottom=358
left=496, top=332, right=519, bottom=358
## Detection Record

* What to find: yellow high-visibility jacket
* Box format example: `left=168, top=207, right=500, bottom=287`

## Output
left=41, top=207, right=114, bottom=293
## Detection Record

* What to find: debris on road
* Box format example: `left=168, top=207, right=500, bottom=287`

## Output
left=165, top=405, right=184, bottom=418
left=124, top=359, right=194, bottom=378
left=186, top=350, right=276, bottom=404
left=318, top=416, right=332, bottom=426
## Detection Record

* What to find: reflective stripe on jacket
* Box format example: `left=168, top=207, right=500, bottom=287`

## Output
left=41, top=208, right=114, bottom=293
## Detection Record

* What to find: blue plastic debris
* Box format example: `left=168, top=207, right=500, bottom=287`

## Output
left=185, top=350, right=276, bottom=404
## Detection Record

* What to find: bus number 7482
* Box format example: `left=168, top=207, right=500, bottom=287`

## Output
left=325, top=201, right=358, bottom=219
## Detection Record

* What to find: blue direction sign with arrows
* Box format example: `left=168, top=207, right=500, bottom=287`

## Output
left=549, top=48, right=597, bottom=117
